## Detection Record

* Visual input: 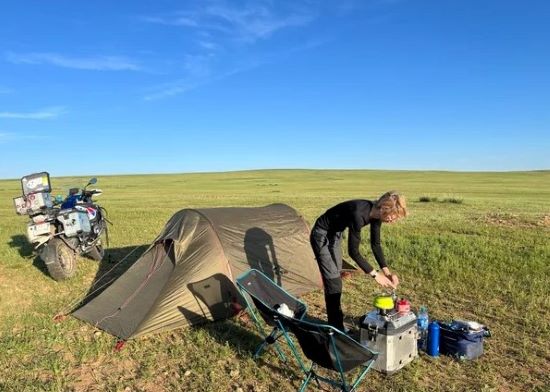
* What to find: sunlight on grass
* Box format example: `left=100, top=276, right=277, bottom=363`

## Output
left=0, top=170, right=549, bottom=391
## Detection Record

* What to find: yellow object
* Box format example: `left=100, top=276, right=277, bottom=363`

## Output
left=373, top=295, right=395, bottom=310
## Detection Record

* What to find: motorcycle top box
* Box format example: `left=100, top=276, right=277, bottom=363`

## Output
left=21, top=172, right=51, bottom=196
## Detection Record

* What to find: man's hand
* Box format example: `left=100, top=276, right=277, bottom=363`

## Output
left=382, top=267, right=399, bottom=288
left=374, top=273, right=396, bottom=289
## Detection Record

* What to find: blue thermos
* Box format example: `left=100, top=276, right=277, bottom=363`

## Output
left=427, top=321, right=440, bottom=357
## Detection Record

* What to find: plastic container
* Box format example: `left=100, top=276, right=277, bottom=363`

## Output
left=396, top=298, right=411, bottom=314
left=427, top=321, right=440, bottom=357
left=417, top=306, right=429, bottom=351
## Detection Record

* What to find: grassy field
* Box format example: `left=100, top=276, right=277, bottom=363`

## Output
left=0, top=169, right=549, bottom=392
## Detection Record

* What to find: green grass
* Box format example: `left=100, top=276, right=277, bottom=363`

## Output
left=0, top=169, right=549, bottom=391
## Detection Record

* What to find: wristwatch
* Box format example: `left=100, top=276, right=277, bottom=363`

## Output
left=369, top=270, right=378, bottom=279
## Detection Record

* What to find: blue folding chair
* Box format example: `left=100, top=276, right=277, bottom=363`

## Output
left=236, top=269, right=307, bottom=362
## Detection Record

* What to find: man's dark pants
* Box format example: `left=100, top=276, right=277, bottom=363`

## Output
left=310, top=226, right=344, bottom=331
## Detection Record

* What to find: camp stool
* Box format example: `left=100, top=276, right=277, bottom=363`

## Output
left=236, top=269, right=307, bottom=362
left=282, top=317, right=378, bottom=392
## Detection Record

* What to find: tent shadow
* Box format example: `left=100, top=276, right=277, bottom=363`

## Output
left=73, top=244, right=149, bottom=309
left=244, top=227, right=285, bottom=286
left=178, top=309, right=305, bottom=382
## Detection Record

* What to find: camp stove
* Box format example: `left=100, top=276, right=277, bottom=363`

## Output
left=359, top=295, right=418, bottom=374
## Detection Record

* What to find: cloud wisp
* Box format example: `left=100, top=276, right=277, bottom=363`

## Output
left=0, top=132, right=46, bottom=144
left=0, top=106, right=67, bottom=120
left=0, top=132, right=15, bottom=143
left=141, top=1, right=320, bottom=99
left=6, top=52, right=141, bottom=71
left=141, top=2, right=316, bottom=44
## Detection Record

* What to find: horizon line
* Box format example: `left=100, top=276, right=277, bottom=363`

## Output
left=1, top=167, right=549, bottom=181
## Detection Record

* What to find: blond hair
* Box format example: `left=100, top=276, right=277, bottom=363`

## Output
left=375, top=191, right=408, bottom=220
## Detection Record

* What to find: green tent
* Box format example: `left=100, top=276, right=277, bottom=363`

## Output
left=73, top=204, right=322, bottom=339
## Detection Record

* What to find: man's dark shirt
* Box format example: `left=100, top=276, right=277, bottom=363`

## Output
left=314, top=199, right=387, bottom=273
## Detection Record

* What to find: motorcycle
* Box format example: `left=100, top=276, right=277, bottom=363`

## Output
left=13, top=172, right=109, bottom=280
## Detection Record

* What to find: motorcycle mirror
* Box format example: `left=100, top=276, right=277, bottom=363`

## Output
left=88, top=178, right=97, bottom=185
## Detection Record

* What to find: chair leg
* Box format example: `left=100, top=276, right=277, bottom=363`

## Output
left=349, top=360, right=375, bottom=392
left=298, top=369, right=314, bottom=392
left=279, top=325, right=309, bottom=374
left=242, top=300, right=287, bottom=361
left=253, top=328, right=287, bottom=362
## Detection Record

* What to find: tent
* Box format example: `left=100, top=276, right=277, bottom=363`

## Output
left=73, top=204, right=322, bottom=340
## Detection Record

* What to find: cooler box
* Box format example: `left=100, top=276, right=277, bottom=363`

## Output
left=439, top=323, right=486, bottom=360
left=58, top=210, right=91, bottom=237
left=360, top=310, right=418, bottom=374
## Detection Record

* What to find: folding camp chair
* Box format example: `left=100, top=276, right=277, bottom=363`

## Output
left=283, top=317, right=378, bottom=392
left=236, top=269, right=307, bottom=362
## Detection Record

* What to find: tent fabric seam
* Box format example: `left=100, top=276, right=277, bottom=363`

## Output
left=187, top=209, right=235, bottom=283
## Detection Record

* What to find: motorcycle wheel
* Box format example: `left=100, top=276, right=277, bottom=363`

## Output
left=86, top=244, right=105, bottom=261
left=41, top=238, right=77, bottom=281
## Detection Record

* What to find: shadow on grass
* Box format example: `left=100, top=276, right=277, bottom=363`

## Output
left=7, top=235, right=148, bottom=285
left=185, top=316, right=305, bottom=383
left=8, top=234, right=50, bottom=277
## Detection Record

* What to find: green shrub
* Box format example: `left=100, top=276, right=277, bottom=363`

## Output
left=419, top=196, right=438, bottom=202
left=443, top=197, right=464, bottom=204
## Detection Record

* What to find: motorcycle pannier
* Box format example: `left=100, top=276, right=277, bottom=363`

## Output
left=58, top=210, right=91, bottom=237
left=14, top=196, right=28, bottom=215
left=21, top=172, right=51, bottom=196
left=13, top=193, right=53, bottom=215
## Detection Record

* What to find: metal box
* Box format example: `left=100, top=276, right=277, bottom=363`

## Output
left=27, top=221, right=52, bottom=243
left=360, top=309, right=418, bottom=374
left=27, top=192, right=53, bottom=213
left=58, top=210, right=91, bottom=237
left=21, top=172, right=51, bottom=196
left=14, top=196, right=28, bottom=215
left=14, top=192, right=53, bottom=215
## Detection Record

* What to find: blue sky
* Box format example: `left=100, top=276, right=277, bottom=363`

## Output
left=0, top=0, right=549, bottom=178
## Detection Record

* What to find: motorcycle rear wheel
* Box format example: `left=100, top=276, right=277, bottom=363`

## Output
left=42, top=238, right=77, bottom=281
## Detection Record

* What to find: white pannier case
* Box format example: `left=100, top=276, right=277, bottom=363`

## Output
left=13, top=192, right=53, bottom=215
left=58, top=210, right=92, bottom=237
left=27, top=221, right=52, bottom=243
left=21, top=172, right=51, bottom=196
left=14, top=196, right=28, bottom=215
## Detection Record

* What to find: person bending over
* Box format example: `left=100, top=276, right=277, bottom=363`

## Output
left=310, top=191, right=408, bottom=331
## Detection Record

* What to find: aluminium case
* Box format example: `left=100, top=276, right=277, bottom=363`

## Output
left=360, top=309, right=418, bottom=374
left=13, top=192, right=53, bottom=215
left=57, top=210, right=91, bottom=237
left=21, top=172, right=51, bottom=196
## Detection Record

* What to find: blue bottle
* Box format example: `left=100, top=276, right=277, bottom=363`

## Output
left=417, top=306, right=429, bottom=351
left=427, top=321, right=440, bottom=357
